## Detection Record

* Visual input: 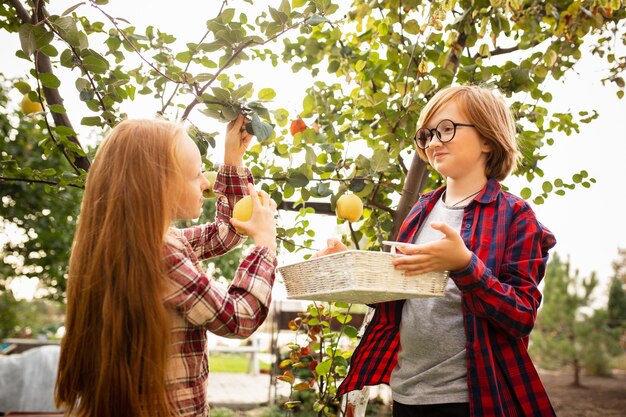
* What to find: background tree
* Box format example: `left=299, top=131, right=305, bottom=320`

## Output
left=607, top=248, right=626, bottom=356
left=531, top=253, right=623, bottom=385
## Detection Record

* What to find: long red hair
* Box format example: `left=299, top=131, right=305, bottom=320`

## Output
left=55, top=119, right=185, bottom=416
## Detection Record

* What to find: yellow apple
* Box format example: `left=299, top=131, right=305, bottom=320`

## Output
left=232, top=192, right=265, bottom=232
left=335, top=193, right=363, bottom=222
left=21, top=94, right=43, bottom=115
left=202, top=171, right=218, bottom=198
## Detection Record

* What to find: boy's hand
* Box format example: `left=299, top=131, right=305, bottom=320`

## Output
left=391, top=222, right=472, bottom=275
left=313, top=238, right=348, bottom=258
left=224, top=114, right=253, bottom=166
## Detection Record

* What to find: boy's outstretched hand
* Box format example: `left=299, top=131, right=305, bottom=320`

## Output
left=224, top=114, right=253, bottom=166
left=313, top=238, right=348, bottom=258
left=391, top=222, right=473, bottom=275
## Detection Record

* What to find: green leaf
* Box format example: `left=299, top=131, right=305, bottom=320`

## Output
left=82, top=54, right=109, bottom=74
left=60, top=49, right=76, bottom=68
left=349, top=178, right=366, bottom=192
left=343, top=325, right=358, bottom=339
left=313, top=182, right=333, bottom=197
left=287, top=171, right=309, bottom=188
left=520, top=187, right=532, bottom=200
left=39, top=73, right=61, bottom=89
left=54, top=126, right=76, bottom=136
left=211, top=87, right=231, bottom=102
left=81, top=116, right=102, bottom=126
left=19, top=24, right=36, bottom=56
left=305, top=147, right=317, bottom=165
left=315, top=359, right=332, bottom=376
left=542, top=181, right=553, bottom=193
left=370, top=149, right=390, bottom=172
left=175, top=51, right=192, bottom=63
left=49, top=16, right=84, bottom=50
left=14, top=81, right=31, bottom=95
left=249, top=114, right=274, bottom=141
left=34, top=28, right=54, bottom=50
left=221, top=106, right=239, bottom=121
left=62, top=2, right=84, bottom=15
left=302, top=95, right=315, bottom=117
left=544, top=49, right=558, bottom=67
left=279, top=0, right=291, bottom=15
left=336, top=313, right=352, bottom=324
left=48, top=104, right=66, bottom=114
left=39, top=44, right=59, bottom=58
left=79, top=88, right=94, bottom=101
left=306, top=14, right=329, bottom=26
left=232, top=82, right=253, bottom=100
left=258, top=88, right=276, bottom=100
left=220, top=8, right=235, bottom=23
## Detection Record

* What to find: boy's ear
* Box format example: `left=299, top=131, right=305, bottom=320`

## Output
left=481, top=139, right=492, bottom=153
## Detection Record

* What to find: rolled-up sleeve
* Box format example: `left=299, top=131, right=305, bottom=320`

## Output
left=163, top=242, right=277, bottom=338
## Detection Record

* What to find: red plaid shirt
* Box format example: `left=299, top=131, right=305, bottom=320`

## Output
left=338, top=178, right=557, bottom=417
left=162, top=166, right=276, bottom=416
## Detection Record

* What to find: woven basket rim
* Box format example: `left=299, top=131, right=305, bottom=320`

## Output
left=278, top=249, right=390, bottom=269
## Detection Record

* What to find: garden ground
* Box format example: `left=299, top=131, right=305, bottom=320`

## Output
left=209, top=369, right=626, bottom=417
left=540, top=369, right=626, bottom=417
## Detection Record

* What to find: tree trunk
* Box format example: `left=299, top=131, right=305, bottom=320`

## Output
left=573, top=357, right=582, bottom=387
left=389, top=152, right=429, bottom=241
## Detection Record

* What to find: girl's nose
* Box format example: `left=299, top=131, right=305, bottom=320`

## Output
left=201, top=173, right=211, bottom=189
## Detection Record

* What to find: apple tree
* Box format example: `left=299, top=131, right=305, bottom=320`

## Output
left=0, top=0, right=625, bottom=412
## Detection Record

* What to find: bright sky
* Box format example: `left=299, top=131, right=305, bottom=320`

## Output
left=3, top=1, right=626, bottom=301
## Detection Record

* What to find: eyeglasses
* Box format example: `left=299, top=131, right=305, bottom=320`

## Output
left=414, top=119, right=475, bottom=150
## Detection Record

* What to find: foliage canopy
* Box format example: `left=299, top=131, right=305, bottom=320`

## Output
left=1, top=0, right=624, bottom=299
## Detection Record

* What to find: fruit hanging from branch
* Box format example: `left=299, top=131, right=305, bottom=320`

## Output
left=335, top=193, right=364, bottom=222
left=202, top=171, right=218, bottom=199
left=20, top=94, right=43, bottom=115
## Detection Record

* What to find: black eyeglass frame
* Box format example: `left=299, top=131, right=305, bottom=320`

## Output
left=414, top=119, right=475, bottom=150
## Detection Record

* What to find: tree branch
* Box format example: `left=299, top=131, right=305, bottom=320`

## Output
left=7, top=0, right=30, bottom=22
left=367, top=199, right=396, bottom=216
left=43, top=18, right=113, bottom=126
left=278, top=200, right=334, bottom=216
left=471, top=42, right=539, bottom=61
left=0, top=176, right=84, bottom=189
left=277, top=236, right=319, bottom=252
left=348, top=222, right=360, bottom=250
left=391, top=151, right=428, bottom=241
left=181, top=18, right=307, bottom=121
left=10, top=0, right=92, bottom=172
left=92, top=3, right=179, bottom=84
left=181, top=39, right=257, bottom=121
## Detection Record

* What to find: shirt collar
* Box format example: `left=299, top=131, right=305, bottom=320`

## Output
left=420, top=177, right=500, bottom=206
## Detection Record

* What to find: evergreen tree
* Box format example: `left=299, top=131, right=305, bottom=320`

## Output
left=608, top=249, right=626, bottom=329
left=532, top=253, right=604, bottom=386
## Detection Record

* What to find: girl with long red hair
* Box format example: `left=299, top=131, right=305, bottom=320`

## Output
left=55, top=115, right=277, bottom=416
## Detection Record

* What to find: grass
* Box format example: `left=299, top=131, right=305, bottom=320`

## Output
left=611, top=353, right=626, bottom=371
left=209, top=353, right=271, bottom=373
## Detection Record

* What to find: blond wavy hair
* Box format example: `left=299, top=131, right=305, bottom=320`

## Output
left=56, top=119, right=185, bottom=417
left=416, top=85, right=519, bottom=181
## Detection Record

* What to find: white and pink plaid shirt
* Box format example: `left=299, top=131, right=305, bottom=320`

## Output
left=162, top=165, right=276, bottom=416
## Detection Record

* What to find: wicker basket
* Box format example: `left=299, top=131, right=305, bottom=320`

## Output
left=278, top=250, right=449, bottom=304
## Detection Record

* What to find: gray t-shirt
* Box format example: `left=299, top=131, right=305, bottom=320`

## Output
left=389, top=195, right=468, bottom=405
